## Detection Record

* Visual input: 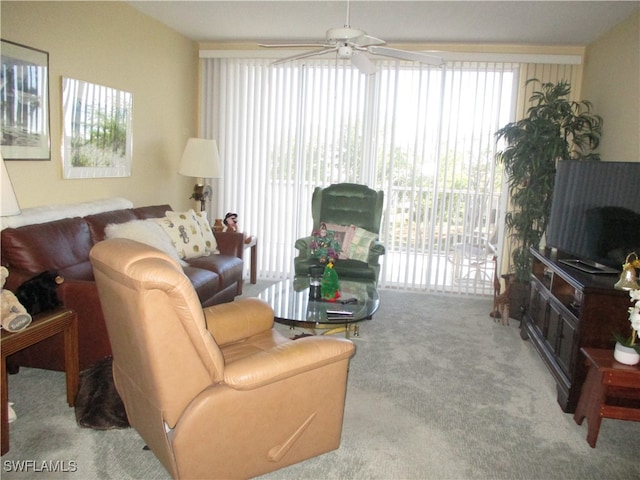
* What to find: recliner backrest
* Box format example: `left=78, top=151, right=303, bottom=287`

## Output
left=311, top=183, right=384, bottom=234
left=90, top=238, right=225, bottom=429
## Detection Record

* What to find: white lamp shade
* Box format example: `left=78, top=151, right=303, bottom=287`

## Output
left=1, top=157, right=21, bottom=217
left=178, top=138, right=221, bottom=178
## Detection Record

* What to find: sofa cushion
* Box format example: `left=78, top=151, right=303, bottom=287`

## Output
left=186, top=254, right=243, bottom=291
left=193, top=210, right=219, bottom=254
left=1, top=217, right=95, bottom=280
left=158, top=210, right=210, bottom=259
left=348, top=227, right=378, bottom=262
left=182, top=265, right=220, bottom=306
left=133, top=204, right=172, bottom=220
left=84, top=209, right=138, bottom=243
left=134, top=206, right=220, bottom=253
left=321, top=223, right=356, bottom=259
left=105, top=219, right=186, bottom=266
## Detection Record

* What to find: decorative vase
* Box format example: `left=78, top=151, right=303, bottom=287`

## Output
left=213, top=218, right=224, bottom=232
left=613, top=342, right=640, bottom=366
left=308, top=265, right=323, bottom=300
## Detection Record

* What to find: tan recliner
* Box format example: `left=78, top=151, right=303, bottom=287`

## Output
left=90, top=238, right=356, bottom=479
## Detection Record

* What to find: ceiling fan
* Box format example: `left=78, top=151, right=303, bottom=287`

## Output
left=259, top=1, right=444, bottom=75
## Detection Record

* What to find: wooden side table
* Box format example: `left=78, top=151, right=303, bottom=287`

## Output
left=1, top=308, right=79, bottom=455
left=573, top=348, right=640, bottom=448
left=244, top=235, right=257, bottom=285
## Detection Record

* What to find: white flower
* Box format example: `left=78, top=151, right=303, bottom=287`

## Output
left=628, top=289, right=640, bottom=334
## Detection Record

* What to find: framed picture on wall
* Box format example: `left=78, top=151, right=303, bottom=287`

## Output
left=0, top=39, right=50, bottom=160
left=61, top=77, right=133, bottom=178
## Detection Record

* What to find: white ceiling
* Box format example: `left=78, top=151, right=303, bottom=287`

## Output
left=128, top=1, right=639, bottom=46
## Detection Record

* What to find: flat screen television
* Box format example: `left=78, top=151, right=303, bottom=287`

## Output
left=545, top=161, right=640, bottom=270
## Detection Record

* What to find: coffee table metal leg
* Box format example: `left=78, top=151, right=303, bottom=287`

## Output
left=321, top=324, right=359, bottom=338
left=322, top=326, right=347, bottom=336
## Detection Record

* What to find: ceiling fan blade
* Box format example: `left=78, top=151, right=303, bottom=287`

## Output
left=351, top=34, right=386, bottom=48
left=368, top=46, right=444, bottom=66
left=272, top=47, right=338, bottom=65
left=351, top=52, right=377, bottom=75
left=259, top=42, right=331, bottom=49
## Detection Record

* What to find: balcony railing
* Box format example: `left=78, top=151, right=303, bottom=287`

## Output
left=380, top=186, right=501, bottom=295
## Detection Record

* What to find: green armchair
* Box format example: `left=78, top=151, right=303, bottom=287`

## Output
left=294, top=183, right=385, bottom=284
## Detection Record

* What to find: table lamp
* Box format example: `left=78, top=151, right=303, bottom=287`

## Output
left=1, top=156, right=21, bottom=217
left=178, top=138, right=221, bottom=211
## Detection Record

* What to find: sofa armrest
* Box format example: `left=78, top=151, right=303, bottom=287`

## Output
left=2, top=267, right=36, bottom=292
left=223, top=336, right=355, bottom=390
left=204, top=298, right=274, bottom=346
left=213, top=231, right=244, bottom=258
left=57, top=279, right=102, bottom=313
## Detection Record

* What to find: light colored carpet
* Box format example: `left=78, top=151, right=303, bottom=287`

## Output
left=3, top=283, right=639, bottom=479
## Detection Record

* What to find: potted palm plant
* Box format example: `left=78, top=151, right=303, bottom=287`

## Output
left=495, top=79, right=603, bottom=318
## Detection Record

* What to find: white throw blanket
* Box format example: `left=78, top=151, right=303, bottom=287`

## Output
left=1, top=198, right=134, bottom=230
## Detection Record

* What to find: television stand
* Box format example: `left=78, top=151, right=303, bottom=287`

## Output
left=523, top=247, right=631, bottom=413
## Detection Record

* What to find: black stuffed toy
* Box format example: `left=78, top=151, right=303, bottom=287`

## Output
left=75, top=356, right=129, bottom=430
left=16, top=270, right=64, bottom=316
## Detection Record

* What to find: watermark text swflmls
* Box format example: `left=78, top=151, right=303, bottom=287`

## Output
left=3, top=460, right=78, bottom=473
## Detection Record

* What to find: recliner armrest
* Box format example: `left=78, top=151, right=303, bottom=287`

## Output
left=294, top=236, right=313, bottom=256
left=223, top=336, right=355, bottom=390
left=368, top=241, right=386, bottom=263
left=204, top=298, right=274, bottom=346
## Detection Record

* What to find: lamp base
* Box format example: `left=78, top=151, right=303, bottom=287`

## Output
left=190, top=184, right=211, bottom=212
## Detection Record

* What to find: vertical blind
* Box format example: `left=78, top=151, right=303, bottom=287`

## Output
left=200, top=56, right=579, bottom=295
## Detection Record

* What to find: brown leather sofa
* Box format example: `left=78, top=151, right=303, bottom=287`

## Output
left=90, top=238, right=356, bottom=479
left=1, top=204, right=245, bottom=371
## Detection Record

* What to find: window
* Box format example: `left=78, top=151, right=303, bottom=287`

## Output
left=201, top=56, right=579, bottom=294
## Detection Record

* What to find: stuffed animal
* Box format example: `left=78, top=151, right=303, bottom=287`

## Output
left=0, top=266, right=32, bottom=332
left=16, top=270, right=64, bottom=316
left=223, top=212, right=238, bottom=232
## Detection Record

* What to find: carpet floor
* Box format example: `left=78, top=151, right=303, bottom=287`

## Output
left=2, top=284, right=639, bottom=479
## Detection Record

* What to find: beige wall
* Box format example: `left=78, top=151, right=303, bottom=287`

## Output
left=582, top=9, right=640, bottom=162
left=1, top=1, right=199, bottom=210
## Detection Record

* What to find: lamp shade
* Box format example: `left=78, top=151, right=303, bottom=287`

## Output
left=1, top=157, right=21, bottom=217
left=178, top=138, right=220, bottom=178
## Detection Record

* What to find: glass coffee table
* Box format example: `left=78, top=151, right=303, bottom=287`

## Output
left=258, top=277, right=379, bottom=337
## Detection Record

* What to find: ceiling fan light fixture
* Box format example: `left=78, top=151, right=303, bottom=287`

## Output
left=351, top=52, right=377, bottom=75
left=338, top=45, right=353, bottom=58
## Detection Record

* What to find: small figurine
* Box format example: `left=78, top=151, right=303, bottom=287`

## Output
left=321, top=261, right=341, bottom=302
left=224, top=212, right=238, bottom=232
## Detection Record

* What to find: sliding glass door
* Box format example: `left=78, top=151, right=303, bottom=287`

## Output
left=201, top=56, right=578, bottom=294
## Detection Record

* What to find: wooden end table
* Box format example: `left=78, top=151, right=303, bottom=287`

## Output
left=573, top=347, right=640, bottom=448
left=1, top=308, right=79, bottom=455
left=244, top=235, right=257, bottom=285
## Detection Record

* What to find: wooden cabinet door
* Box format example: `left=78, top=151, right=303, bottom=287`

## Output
left=556, top=314, right=577, bottom=376
left=529, top=280, right=549, bottom=337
